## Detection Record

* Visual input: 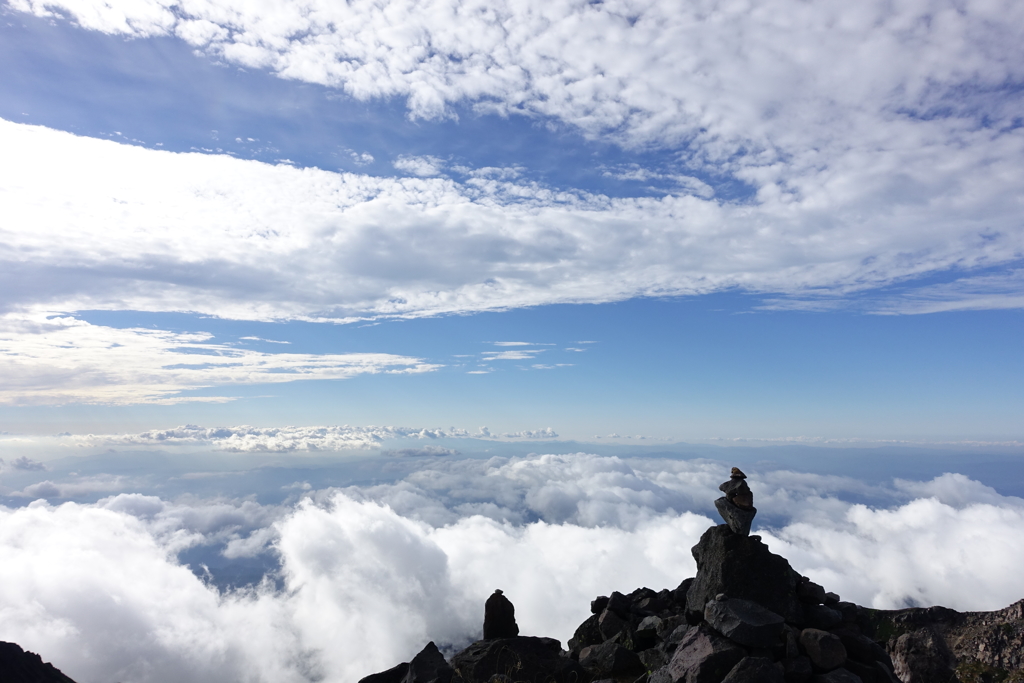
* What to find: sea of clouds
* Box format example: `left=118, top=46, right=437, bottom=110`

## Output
left=2, top=452, right=1023, bottom=683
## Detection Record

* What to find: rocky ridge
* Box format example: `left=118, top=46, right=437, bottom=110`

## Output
left=361, top=468, right=1024, bottom=683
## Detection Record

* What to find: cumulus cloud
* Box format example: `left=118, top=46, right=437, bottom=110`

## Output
left=393, top=155, right=446, bottom=177
left=0, top=313, right=439, bottom=405
left=2, top=455, right=1024, bottom=683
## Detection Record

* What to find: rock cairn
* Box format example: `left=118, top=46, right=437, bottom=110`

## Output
left=355, top=466, right=1024, bottom=683
left=715, top=467, right=756, bottom=537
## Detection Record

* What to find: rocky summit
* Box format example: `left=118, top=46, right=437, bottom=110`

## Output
left=359, top=468, right=1024, bottom=683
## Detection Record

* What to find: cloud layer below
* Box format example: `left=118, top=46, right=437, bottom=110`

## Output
left=2, top=454, right=1023, bottom=683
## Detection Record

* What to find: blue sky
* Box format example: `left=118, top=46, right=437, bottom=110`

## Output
left=2, top=2, right=1023, bottom=444
left=3, top=3, right=1024, bottom=681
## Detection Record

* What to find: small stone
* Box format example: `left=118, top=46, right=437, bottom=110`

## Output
left=731, top=467, right=747, bottom=479
left=824, top=593, right=840, bottom=606
left=606, top=591, right=631, bottom=616
left=799, top=629, right=847, bottom=671
left=591, top=596, right=610, bottom=614
left=705, top=597, right=786, bottom=648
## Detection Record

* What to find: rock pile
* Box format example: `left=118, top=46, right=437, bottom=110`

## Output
left=357, top=467, right=1024, bottom=683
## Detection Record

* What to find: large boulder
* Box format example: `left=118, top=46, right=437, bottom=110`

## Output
left=667, top=624, right=746, bottom=683
left=705, top=597, right=785, bottom=648
left=687, top=525, right=804, bottom=623
left=811, top=670, right=862, bottom=683
left=889, top=628, right=955, bottom=683
left=484, top=590, right=520, bottom=640
left=715, top=497, right=757, bottom=537
left=358, top=642, right=455, bottom=683
left=0, top=642, right=78, bottom=683
left=799, top=630, right=846, bottom=671
left=450, top=637, right=585, bottom=683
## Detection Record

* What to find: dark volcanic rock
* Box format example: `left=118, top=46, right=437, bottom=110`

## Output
left=810, top=669, right=861, bottom=683
left=784, top=656, right=813, bottom=683
left=598, top=609, right=627, bottom=640
left=687, top=525, right=804, bottom=624
left=799, top=629, right=846, bottom=672
left=803, top=605, right=842, bottom=631
left=578, top=641, right=644, bottom=677
left=451, top=637, right=585, bottom=683
left=721, top=656, right=784, bottom=683
left=715, top=497, right=758, bottom=537
left=358, top=642, right=454, bottom=683
left=705, top=597, right=785, bottom=648
left=568, top=613, right=603, bottom=652
left=0, top=642, right=78, bottom=683
left=667, top=623, right=746, bottom=683
left=484, top=590, right=520, bottom=640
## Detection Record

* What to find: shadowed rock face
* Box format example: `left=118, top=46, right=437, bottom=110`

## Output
left=450, top=637, right=585, bottom=683
left=0, top=642, right=78, bottom=683
left=484, top=590, right=520, bottom=640
left=686, top=525, right=804, bottom=624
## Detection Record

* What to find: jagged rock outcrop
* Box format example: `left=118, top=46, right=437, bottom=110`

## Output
left=451, top=637, right=585, bottom=683
left=358, top=642, right=455, bottom=683
left=686, top=525, right=804, bottom=624
left=358, top=468, right=1024, bottom=683
left=0, top=642, right=78, bottom=683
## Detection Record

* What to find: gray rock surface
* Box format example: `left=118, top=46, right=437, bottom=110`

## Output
left=668, top=623, right=746, bottom=683
left=705, top=597, right=785, bottom=648
left=890, top=628, right=955, bottom=683
left=598, top=608, right=626, bottom=640
left=687, top=525, right=804, bottom=623
left=799, top=629, right=847, bottom=671
left=451, top=637, right=585, bottom=683
left=578, top=641, right=645, bottom=677
left=721, top=656, right=785, bottom=683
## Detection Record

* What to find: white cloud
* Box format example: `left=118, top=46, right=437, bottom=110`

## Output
left=393, top=155, right=445, bottom=177
left=481, top=349, right=543, bottom=361
left=499, top=428, right=558, bottom=439
left=2, top=456, right=1024, bottom=683
left=2, top=117, right=1021, bottom=334
left=0, top=313, right=440, bottom=405
left=69, top=424, right=474, bottom=452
